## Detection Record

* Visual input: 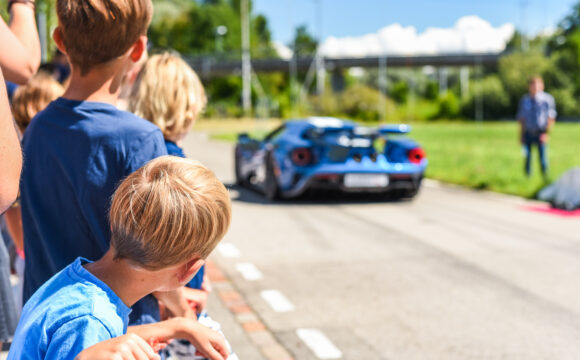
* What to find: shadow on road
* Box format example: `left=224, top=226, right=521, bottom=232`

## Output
left=225, top=183, right=416, bottom=206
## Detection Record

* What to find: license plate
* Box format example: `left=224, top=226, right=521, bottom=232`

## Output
left=344, top=174, right=389, bottom=188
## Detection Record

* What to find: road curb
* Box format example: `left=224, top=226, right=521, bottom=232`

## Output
left=205, top=260, right=294, bottom=360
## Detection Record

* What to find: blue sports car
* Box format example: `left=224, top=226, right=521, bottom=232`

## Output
left=234, top=117, right=427, bottom=200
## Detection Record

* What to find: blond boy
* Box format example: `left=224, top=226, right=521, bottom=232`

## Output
left=9, top=156, right=231, bottom=360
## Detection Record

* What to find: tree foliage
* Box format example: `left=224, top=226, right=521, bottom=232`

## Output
left=291, top=25, right=318, bottom=57
left=149, top=0, right=275, bottom=58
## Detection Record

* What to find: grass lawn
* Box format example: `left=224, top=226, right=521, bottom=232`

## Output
left=197, top=118, right=580, bottom=198
left=411, top=122, right=580, bottom=198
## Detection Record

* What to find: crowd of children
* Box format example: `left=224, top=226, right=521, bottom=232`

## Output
left=0, top=0, right=237, bottom=359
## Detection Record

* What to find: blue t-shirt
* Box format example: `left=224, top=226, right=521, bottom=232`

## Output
left=164, top=140, right=205, bottom=290
left=8, top=257, right=131, bottom=360
left=20, top=98, right=167, bottom=308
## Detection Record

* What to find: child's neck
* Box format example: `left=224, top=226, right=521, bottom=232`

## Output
left=83, top=251, right=157, bottom=307
left=62, top=62, right=127, bottom=106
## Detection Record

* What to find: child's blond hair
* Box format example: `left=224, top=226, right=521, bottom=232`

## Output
left=12, top=73, right=64, bottom=133
left=109, top=156, right=231, bottom=270
left=129, top=53, right=207, bottom=142
left=56, top=0, right=153, bottom=75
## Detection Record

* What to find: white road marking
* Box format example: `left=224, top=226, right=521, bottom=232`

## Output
left=235, top=262, right=263, bottom=281
left=260, top=290, right=295, bottom=312
left=296, top=328, right=342, bottom=359
left=217, top=242, right=241, bottom=258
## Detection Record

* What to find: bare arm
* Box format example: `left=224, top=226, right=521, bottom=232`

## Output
left=154, top=288, right=199, bottom=319
left=4, top=206, right=23, bottom=251
left=128, top=318, right=229, bottom=360
left=74, top=334, right=161, bottom=360
left=0, top=1, right=41, bottom=84
left=0, top=68, right=22, bottom=213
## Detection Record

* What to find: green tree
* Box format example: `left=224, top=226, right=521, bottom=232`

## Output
left=149, top=0, right=274, bottom=58
left=461, top=75, right=510, bottom=120
left=290, top=25, right=318, bottom=57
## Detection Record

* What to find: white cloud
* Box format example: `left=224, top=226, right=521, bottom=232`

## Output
left=273, top=41, right=293, bottom=60
left=319, top=15, right=515, bottom=58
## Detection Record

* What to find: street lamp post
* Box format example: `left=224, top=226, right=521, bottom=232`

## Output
left=241, top=0, right=252, bottom=117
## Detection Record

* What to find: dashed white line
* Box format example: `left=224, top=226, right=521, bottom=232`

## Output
left=217, top=242, right=241, bottom=258
left=296, top=328, right=342, bottom=359
left=235, top=262, right=263, bottom=281
left=260, top=290, right=295, bottom=312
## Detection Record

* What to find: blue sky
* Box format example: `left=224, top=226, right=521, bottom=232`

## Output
left=253, top=0, right=577, bottom=45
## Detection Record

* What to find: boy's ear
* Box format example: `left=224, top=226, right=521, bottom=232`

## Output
left=177, top=258, right=205, bottom=284
left=130, top=36, right=148, bottom=63
left=52, top=27, right=67, bottom=55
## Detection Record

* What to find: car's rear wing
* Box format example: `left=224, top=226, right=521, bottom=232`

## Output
left=377, top=124, right=411, bottom=135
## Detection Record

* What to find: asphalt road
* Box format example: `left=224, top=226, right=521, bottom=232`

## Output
left=184, top=133, right=580, bottom=360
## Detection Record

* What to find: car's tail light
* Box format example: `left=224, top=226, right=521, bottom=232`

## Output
left=291, top=147, right=313, bottom=166
left=408, top=148, right=425, bottom=164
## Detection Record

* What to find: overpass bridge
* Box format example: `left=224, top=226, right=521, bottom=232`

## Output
left=186, top=53, right=501, bottom=78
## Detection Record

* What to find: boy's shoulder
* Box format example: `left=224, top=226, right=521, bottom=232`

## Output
left=23, top=258, right=129, bottom=333
left=37, top=97, right=157, bottom=130
left=9, top=259, right=129, bottom=359
left=27, top=98, right=163, bottom=153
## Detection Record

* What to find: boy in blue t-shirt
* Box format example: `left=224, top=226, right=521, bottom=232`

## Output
left=19, top=0, right=195, bottom=325
left=9, top=156, right=232, bottom=360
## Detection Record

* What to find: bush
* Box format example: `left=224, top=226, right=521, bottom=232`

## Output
left=435, top=92, right=461, bottom=119
left=550, top=87, right=579, bottom=117
left=461, top=75, right=511, bottom=120
left=390, top=81, right=409, bottom=104
left=340, top=84, right=382, bottom=122
left=424, top=81, right=439, bottom=100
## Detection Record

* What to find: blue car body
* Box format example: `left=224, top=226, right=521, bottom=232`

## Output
left=234, top=117, right=427, bottom=200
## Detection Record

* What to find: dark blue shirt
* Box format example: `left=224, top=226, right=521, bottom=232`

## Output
left=5, top=82, right=17, bottom=101
left=8, top=258, right=130, bottom=360
left=20, top=98, right=167, bottom=305
left=517, top=91, right=557, bottom=133
left=164, top=140, right=205, bottom=290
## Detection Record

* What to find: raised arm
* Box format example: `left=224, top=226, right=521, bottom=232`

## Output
left=0, top=68, right=22, bottom=213
left=0, top=0, right=41, bottom=84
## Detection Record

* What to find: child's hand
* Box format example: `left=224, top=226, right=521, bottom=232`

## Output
left=183, top=286, right=209, bottom=314
left=170, top=318, right=229, bottom=360
left=201, top=274, right=212, bottom=293
left=74, top=334, right=160, bottom=360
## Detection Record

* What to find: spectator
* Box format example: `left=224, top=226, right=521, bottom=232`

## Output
left=8, top=157, right=231, bottom=360
left=130, top=53, right=236, bottom=359
left=0, top=0, right=41, bottom=350
left=517, top=76, right=557, bottom=178
left=0, top=68, right=20, bottom=352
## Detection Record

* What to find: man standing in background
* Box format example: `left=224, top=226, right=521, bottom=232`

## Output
left=517, top=76, right=557, bottom=178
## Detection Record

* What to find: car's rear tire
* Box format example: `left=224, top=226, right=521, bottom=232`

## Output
left=264, top=155, right=279, bottom=201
